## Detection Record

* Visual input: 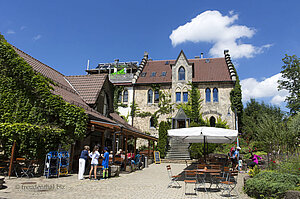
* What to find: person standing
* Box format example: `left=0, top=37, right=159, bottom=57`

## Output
left=248, top=152, right=262, bottom=169
left=89, top=146, right=100, bottom=180
left=101, top=147, right=109, bottom=179
left=78, top=146, right=90, bottom=180
left=233, top=147, right=241, bottom=170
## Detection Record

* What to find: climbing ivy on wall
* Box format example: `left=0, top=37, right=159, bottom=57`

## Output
left=0, top=34, right=88, bottom=159
left=229, top=67, right=243, bottom=132
left=134, top=89, right=173, bottom=128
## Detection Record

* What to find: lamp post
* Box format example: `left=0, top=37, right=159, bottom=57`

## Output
left=227, top=106, right=238, bottom=131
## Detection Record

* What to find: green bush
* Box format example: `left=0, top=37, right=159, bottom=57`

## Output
left=245, top=171, right=300, bottom=198
left=157, top=121, right=170, bottom=158
left=277, top=155, right=300, bottom=175
left=248, top=165, right=261, bottom=177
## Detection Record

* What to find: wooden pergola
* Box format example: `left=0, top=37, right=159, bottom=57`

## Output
left=88, top=120, right=158, bottom=167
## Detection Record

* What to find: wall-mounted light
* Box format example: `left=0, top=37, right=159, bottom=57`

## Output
left=91, top=125, right=95, bottom=132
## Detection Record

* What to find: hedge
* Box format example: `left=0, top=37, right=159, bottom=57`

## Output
left=244, top=171, right=300, bottom=198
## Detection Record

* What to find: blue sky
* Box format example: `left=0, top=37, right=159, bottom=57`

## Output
left=1, top=0, right=299, bottom=111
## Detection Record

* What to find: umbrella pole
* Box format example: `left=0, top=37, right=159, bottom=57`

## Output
left=204, top=136, right=206, bottom=163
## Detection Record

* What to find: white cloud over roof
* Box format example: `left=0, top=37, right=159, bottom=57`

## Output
left=241, top=73, right=289, bottom=105
left=169, top=10, right=271, bottom=59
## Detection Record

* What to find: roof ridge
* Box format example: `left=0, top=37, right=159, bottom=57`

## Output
left=11, top=45, right=67, bottom=78
left=67, top=74, right=107, bottom=77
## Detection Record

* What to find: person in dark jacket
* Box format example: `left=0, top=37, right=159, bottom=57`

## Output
left=78, top=146, right=90, bottom=180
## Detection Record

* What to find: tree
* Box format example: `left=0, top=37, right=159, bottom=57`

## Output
left=157, top=121, right=170, bottom=158
left=278, top=54, right=300, bottom=115
left=177, top=82, right=206, bottom=125
left=242, top=99, right=285, bottom=144
left=0, top=34, right=87, bottom=159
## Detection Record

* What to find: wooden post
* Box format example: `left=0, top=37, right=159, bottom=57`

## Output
left=8, top=141, right=16, bottom=178
left=148, top=140, right=150, bottom=158
left=125, top=132, right=128, bottom=170
left=134, top=138, right=137, bottom=155
left=152, top=141, right=155, bottom=159
left=112, top=131, right=116, bottom=164
left=69, top=142, right=75, bottom=173
left=101, top=131, right=105, bottom=151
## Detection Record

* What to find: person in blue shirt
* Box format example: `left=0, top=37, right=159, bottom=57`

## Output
left=233, top=147, right=241, bottom=170
left=78, top=146, right=90, bottom=180
left=101, top=147, right=109, bottom=179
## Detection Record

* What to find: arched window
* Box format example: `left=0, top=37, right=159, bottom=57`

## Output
left=205, top=88, right=211, bottom=102
left=123, top=90, right=128, bottom=103
left=148, top=89, right=153, bottom=103
left=118, top=91, right=122, bottom=103
left=178, top=67, right=185, bottom=80
left=213, top=88, right=218, bottom=102
left=210, top=116, right=216, bottom=127
left=150, top=117, right=155, bottom=128
left=154, top=90, right=159, bottom=103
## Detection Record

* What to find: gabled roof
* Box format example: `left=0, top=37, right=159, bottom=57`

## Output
left=12, top=46, right=115, bottom=123
left=136, top=54, right=233, bottom=84
left=66, top=74, right=107, bottom=104
left=173, top=107, right=189, bottom=120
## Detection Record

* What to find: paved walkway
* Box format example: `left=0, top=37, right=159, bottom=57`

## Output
left=0, top=163, right=251, bottom=199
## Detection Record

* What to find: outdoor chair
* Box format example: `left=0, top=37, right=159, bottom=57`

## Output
left=19, top=159, right=35, bottom=178
left=215, top=166, right=230, bottom=189
left=220, top=170, right=239, bottom=197
left=184, top=170, right=197, bottom=195
left=166, top=165, right=181, bottom=188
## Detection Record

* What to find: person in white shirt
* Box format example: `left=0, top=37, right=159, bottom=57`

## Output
left=89, top=146, right=100, bottom=180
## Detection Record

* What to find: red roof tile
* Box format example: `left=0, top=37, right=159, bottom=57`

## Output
left=136, top=57, right=232, bottom=84
left=66, top=74, right=107, bottom=104
left=12, top=45, right=115, bottom=124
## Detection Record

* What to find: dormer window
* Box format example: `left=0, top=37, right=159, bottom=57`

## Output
left=151, top=72, right=156, bottom=77
left=178, top=67, right=185, bottom=80
left=161, top=71, right=166, bottom=76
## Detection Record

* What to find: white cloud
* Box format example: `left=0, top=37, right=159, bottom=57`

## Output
left=33, top=34, right=42, bottom=41
left=169, top=10, right=272, bottom=59
left=241, top=73, right=289, bottom=105
left=20, top=26, right=26, bottom=30
left=6, top=29, right=15, bottom=34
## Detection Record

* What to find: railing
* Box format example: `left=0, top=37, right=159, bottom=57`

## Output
left=109, top=73, right=134, bottom=83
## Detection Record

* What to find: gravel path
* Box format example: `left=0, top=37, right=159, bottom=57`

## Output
left=0, top=163, right=251, bottom=199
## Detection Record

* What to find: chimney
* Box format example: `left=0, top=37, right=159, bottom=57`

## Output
left=200, top=53, right=204, bottom=59
left=224, top=50, right=229, bottom=55
left=144, top=51, right=149, bottom=60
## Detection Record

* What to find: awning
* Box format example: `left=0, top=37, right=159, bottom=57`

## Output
left=168, top=126, right=238, bottom=144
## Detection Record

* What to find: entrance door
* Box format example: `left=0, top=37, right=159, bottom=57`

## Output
left=177, top=120, right=186, bottom=128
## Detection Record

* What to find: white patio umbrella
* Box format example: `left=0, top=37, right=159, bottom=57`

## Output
left=168, top=126, right=238, bottom=162
left=167, top=126, right=238, bottom=144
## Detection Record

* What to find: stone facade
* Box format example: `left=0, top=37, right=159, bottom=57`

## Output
left=132, top=50, right=237, bottom=147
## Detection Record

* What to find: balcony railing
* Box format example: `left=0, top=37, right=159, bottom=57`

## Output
left=109, top=73, right=134, bottom=83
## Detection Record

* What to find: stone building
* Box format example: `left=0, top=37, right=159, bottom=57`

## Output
left=85, top=50, right=238, bottom=149
left=131, top=50, right=237, bottom=147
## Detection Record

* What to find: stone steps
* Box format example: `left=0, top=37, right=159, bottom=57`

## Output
left=166, top=137, right=191, bottom=160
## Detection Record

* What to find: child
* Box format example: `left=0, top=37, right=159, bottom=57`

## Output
left=101, top=147, right=109, bottom=179
left=78, top=146, right=90, bottom=180
left=238, top=157, right=243, bottom=172
left=89, top=146, right=100, bottom=180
